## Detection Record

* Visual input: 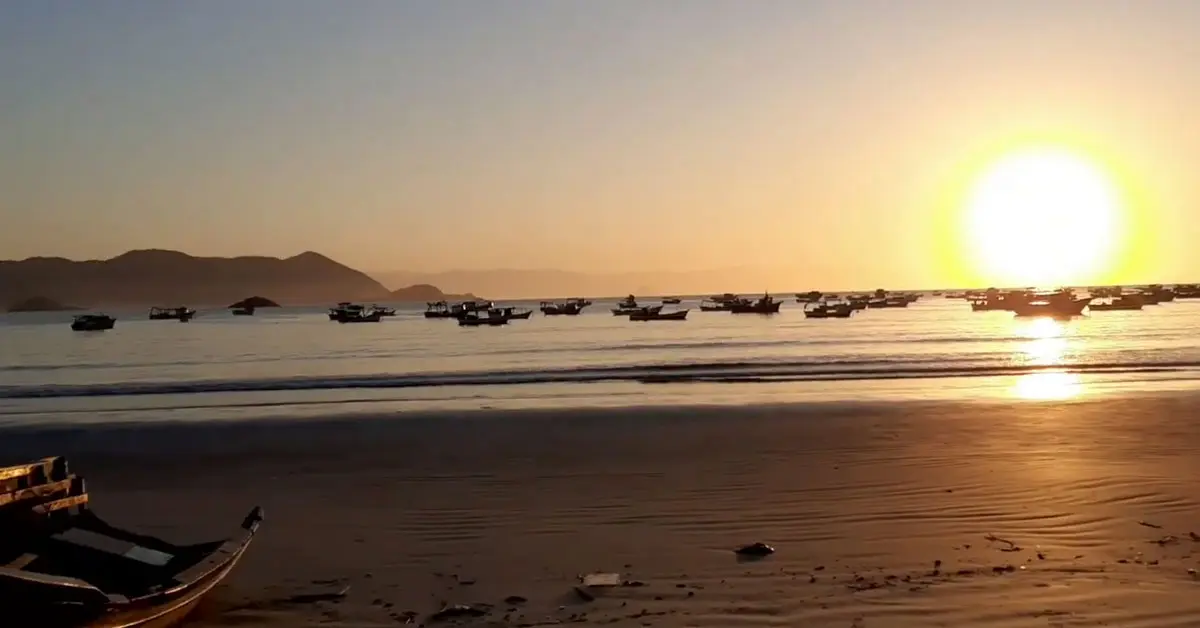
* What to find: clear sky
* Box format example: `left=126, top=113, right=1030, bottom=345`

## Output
left=3, top=1, right=1199, bottom=288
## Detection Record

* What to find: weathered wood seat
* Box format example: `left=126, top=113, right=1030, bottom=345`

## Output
left=0, top=457, right=69, bottom=492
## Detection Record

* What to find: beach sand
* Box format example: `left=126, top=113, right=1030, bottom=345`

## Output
left=5, top=395, right=1200, bottom=627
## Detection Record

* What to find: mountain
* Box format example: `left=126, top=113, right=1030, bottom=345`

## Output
left=390, top=284, right=481, bottom=302
left=370, top=267, right=782, bottom=300
left=0, top=250, right=392, bottom=307
left=6, top=296, right=83, bottom=312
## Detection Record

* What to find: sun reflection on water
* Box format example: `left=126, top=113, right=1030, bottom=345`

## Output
left=1011, top=318, right=1085, bottom=400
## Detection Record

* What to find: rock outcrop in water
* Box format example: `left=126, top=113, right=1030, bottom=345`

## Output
left=6, top=296, right=83, bottom=312
left=228, top=296, right=280, bottom=309
left=0, top=250, right=392, bottom=307
left=390, top=283, right=481, bottom=302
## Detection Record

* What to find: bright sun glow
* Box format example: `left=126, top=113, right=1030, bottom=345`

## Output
left=966, top=147, right=1121, bottom=287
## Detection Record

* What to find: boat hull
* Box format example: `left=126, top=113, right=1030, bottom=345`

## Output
left=630, top=310, right=688, bottom=321
left=1011, top=297, right=1091, bottom=318
left=729, top=302, right=782, bottom=314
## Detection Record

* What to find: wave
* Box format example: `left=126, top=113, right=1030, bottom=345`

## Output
left=3, top=358, right=1200, bottom=401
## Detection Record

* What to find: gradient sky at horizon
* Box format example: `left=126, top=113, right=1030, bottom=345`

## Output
left=3, top=1, right=1199, bottom=286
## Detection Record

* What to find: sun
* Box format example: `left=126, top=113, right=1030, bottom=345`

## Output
left=965, top=147, right=1121, bottom=287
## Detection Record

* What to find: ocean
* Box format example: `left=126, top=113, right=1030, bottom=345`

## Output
left=3, top=296, right=1200, bottom=426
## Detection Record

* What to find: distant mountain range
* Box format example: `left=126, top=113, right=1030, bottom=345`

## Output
left=370, top=267, right=785, bottom=300
left=0, top=250, right=473, bottom=308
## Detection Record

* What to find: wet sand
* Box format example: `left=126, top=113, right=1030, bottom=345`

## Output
left=4, top=395, right=1200, bottom=627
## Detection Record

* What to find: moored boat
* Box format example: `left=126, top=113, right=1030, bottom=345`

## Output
left=540, top=301, right=584, bottom=316
left=1089, top=294, right=1144, bottom=311
left=729, top=293, right=782, bottom=314
left=148, top=307, right=195, bottom=322
left=1010, top=290, right=1091, bottom=318
left=660, top=297, right=682, bottom=305
left=70, top=315, right=116, bottom=331
left=230, top=306, right=255, bottom=316
left=795, top=291, right=823, bottom=303
left=629, top=308, right=688, bottom=321
left=0, top=456, right=263, bottom=628
left=371, top=305, right=396, bottom=317
left=804, top=302, right=853, bottom=318
left=458, top=311, right=508, bottom=326
left=330, top=303, right=382, bottom=323
left=490, top=306, right=532, bottom=320
left=612, top=295, right=651, bottom=316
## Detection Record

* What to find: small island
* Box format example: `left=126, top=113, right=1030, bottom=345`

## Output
left=227, top=296, right=280, bottom=309
left=391, top=284, right=481, bottom=302
left=6, top=296, right=84, bottom=313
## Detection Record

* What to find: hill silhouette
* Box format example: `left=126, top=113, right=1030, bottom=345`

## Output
left=0, top=250, right=393, bottom=307
left=6, top=296, right=83, bottom=312
left=391, top=283, right=481, bottom=302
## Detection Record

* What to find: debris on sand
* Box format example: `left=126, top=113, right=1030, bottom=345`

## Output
left=735, top=542, right=775, bottom=557
left=985, top=534, right=1022, bottom=552
left=581, top=572, right=622, bottom=587
left=429, top=603, right=489, bottom=621
left=504, top=595, right=528, bottom=605
left=1138, top=520, right=1163, bottom=529
left=1151, top=535, right=1180, bottom=547
left=281, top=586, right=351, bottom=605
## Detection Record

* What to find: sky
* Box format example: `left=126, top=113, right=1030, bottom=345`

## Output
left=2, top=0, right=1200, bottom=289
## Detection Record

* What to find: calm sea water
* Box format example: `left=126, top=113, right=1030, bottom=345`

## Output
left=3, top=296, right=1200, bottom=425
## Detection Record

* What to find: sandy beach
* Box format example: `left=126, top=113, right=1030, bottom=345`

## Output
left=4, top=395, right=1200, bottom=627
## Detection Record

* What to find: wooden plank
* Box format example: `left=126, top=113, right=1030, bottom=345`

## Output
left=0, top=457, right=68, bottom=489
left=31, top=492, right=89, bottom=516
left=0, top=476, right=77, bottom=509
left=6, top=553, right=37, bottom=569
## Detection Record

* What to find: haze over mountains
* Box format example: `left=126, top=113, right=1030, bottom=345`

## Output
left=371, top=267, right=786, bottom=299
left=0, top=250, right=471, bottom=308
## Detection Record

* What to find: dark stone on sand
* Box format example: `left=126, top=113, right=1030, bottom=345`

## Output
left=505, top=595, right=528, bottom=604
left=735, top=542, right=775, bottom=557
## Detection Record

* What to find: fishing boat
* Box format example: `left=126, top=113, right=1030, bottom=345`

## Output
left=148, top=307, right=195, bottom=322
left=371, top=305, right=396, bottom=317
left=882, top=296, right=910, bottom=308
left=1010, top=290, right=1091, bottom=318
left=330, top=304, right=382, bottom=323
left=1088, top=294, right=1144, bottom=311
left=866, top=298, right=888, bottom=309
left=629, top=308, right=688, bottom=321
left=491, top=307, right=532, bottom=320
left=795, top=291, right=823, bottom=303
left=612, top=295, right=650, bottom=316
left=660, top=297, right=682, bottom=305
left=458, top=311, right=508, bottom=326
left=614, top=304, right=662, bottom=316
left=1174, top=284, right=1200, bottom=299
left=70, top=315, right=116, bottom=332
left=804, top=302, right=853, bottom=318
left=424, top=301, right=456, bottom=319
left=230, top=306, right=255, bottom=316
left=729, top=293, right=783, bottom=314
left=0, top=456, right=263, bottom=628
left=540, top=301, right=584, bottom=316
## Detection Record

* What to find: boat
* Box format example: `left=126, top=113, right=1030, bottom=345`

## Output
left=866, top=298, right=888, bottom=309
left=329, top=302, right=361, bottom=321
left=490, top=307, right=532, bottom=320
left=614, top=304, right=662, bottom=316
left=567, top=298, right=592, bottom=308
left=729, top=293, right=783, bottom=314
left=0, top=456, right=262, bottom=628
left=458, top=311, right=508, bottom=326
left=700, top=297, right=748, bottom=312
left=804, top=302, right=853, bottom=318
left=1010, top=290, right=1091, bottom=318
left=612, top=295, right=651, bottom=316
left=424, top=301, right=456, bottom=319
left=1144, top=284, right=1175, bottom=303
left=230, top=306, right=255, bottom=316
left=540, top=301, right=584, bottom=316
left=882, top=296, right=910, bottom=308
left=1174, top=284, right=1200, bottom=299
left=330, top=303, right=382, bottom=323
left=795, top=291, right=823, bottom=303
left=660, top=297, right=682, bottom=305
left=70, top=315, right=116, bottom=332
left=371, top=305, right=396, bottom=317
left=629, top=308, right=688, bottom=321
left=1089, top=294, right=1144, bottom=311
left=148, top=307, right=195, bottom=322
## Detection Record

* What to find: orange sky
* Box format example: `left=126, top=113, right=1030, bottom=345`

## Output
left=2, top=1, right=1198, bottom=288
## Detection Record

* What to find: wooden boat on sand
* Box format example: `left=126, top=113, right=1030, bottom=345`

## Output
left=0, top=456, right=262, bottom=628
